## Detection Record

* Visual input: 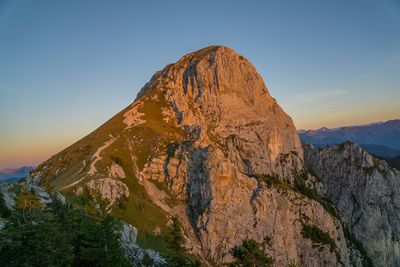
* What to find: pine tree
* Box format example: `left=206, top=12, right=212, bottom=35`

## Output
left=0, top=208, right=74, bottom=266
left=0, top=189, right=129, bottom=267
left=74, top=214, right=129, bottom=267
left=165, top=216, right=184, bottom=255
left=0, top=190, right=11, bottom=218
left=230, top=239, right=273, bottom=267
left=164, top=216, right=200, bottom=267
left=15, top=187, right=42, bottom=222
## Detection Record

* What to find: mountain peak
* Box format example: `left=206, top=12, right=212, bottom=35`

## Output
left=134, top=45, right=302, bottom=165
left=33, top=46, right=309, bottom=265
left=137, top=45, right=263, bottom=99
left=175, top=45, right=244, bottom=64
left=36, top=46, right=303, bottom=182
left=179, top=45, right=237, bottom=59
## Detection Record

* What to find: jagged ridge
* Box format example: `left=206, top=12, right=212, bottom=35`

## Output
left=304, top=141, right=400, bottom=267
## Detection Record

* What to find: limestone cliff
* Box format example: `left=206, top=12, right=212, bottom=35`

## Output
left=33, top=46, right=354, bottom=266
left=305, top=141, right=400, bottom=267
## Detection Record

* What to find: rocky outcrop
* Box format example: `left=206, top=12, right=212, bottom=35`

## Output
left=121, top=223, right=166, bottom=266
left=138, top=142, right=350, bottom=266
left=0, top=183, right=16, bottom=211
left=85, top=178, right=129, bottom=205
left=0, top=179, right=65, bottom=210
left=109, top=162, right=126, bottom=179
left=304, top=142, right=400, bottom=267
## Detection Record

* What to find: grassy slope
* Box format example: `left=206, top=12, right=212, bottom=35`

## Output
left=107, top=93, right=184, bottom=251
left=36, top=106, right=128, bottom=189
left=38, top=88, right=185, bottom=254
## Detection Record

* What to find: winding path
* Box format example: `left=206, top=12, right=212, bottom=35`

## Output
left=88, top=135, right=117, bottom=175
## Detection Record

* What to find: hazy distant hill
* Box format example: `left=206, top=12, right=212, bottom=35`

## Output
left=0, top=166, right=34, bottom=182
left=359, top=144, right=400, bottom=158
left=299, top=119, right=400, bottom=157
left=380, top=155, right=400, bottom=170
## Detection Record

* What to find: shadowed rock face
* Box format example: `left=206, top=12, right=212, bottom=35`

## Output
left=305, top=142, right=400, bottom=267
left=34, top=46, right=353, bottom=266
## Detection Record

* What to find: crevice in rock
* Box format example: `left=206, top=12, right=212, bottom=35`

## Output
left=185, top=148, right=212, bottom=240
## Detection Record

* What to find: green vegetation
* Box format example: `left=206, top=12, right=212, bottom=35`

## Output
left=362, top=166, right=375, bottom=176
left=63, top=186, right=112, bottom=218
left=107, top=96, right=186, bottom=251
left=0, top=189, right=129, bottom=267
left=31, top=78, right=189, bottom=260
left=0, top=210, right=74, bottom=266
left=0, top=191, right=11, bottom=218
left=295, top=159, right=384, bottom=267
left=139, top=93, right=185, bottom=139
left=73, top=132, right=172, bottom=251
left=356, top=157, right=390, bottom=178
left=37, top=99, right=129, bottom=189
left=250, top=168, right=340, bottom=222
left=229, top=239, right=273, bottom=267
left=113, top=173, right=170, bottom=252
left=293, top=169, right=339, bottom=219
left=62, top=176, right=170, bottom=254
left=251, top=169, right=339, bottom=219
left=165, top=217, right=185, bottom=255
left=301, top=224, right=337, bottom=252
left=277, top=151, right=299, bottom=165
left=87, top=92, right=185, bottom=253
left=288, top=260, right=300, bottom=267
left=164, top=216, right=200, bottom=267
left=1, top=185, right=204, bottom=266
left=343, top=227, right=373, bottom=267
left=15, top=187, right=43, bottom=221
left=250, top=170, right=345, bottom=264
left=301, top=224, right=341, bottom=263
left=251, top=173, right=282, bottom=189
left=110, top=155, right=125, bottom=166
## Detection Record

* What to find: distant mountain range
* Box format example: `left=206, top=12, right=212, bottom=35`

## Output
left=299, top=119, right=400, bottom=157
left=0, top=166, right=34, bottom=182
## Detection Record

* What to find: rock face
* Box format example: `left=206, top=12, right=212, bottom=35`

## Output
left=129, top=46, right=347, bottom=265
left=34, top=46, right=361, bottom=266
left=137, top=46, right=303, bottom=174
left=304, top=141, right=400, bottom=267
left=121, top=223, right=166, bottom=266
left=85, top=178, right=129, bottom=205
left=140, top=145, right=349, bottom=266
left=109, top=162, right=126, bottom=179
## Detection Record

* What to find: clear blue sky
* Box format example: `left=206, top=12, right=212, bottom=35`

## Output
left=1, top=0, right=400, bottom=168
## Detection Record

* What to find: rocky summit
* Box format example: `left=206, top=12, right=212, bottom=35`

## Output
left=29, top=46, right=400, bottom=266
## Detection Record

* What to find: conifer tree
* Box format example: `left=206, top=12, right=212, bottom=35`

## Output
left=15, top=187, right=42, bottom=222
left=229, top=239, right=273, bottom=267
